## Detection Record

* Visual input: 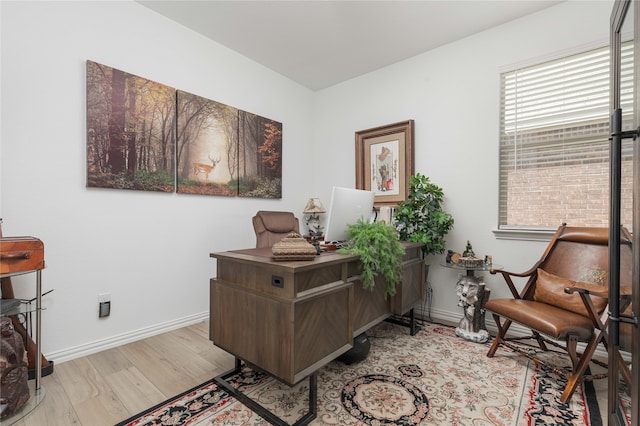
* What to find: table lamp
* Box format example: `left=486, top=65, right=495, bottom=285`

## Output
left=303, top=198, right=325, bottom=254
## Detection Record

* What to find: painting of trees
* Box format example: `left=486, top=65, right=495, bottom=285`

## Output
left=176, top=91, right=238, bottom=196
left=86, top=61, right=282, bottom=198
left=86, top=60, right=175, bottom=191
left=238, top=111, right=282, bottom=198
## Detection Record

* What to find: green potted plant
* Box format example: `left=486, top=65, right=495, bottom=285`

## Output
left=339, top=219, right=405, bottom=298
left=393, top=173, right=454, bottom=257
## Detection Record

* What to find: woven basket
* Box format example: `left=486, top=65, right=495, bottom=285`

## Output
left=272, top=232, right=317, bottom=261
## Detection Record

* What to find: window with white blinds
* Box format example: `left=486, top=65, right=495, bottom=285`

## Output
left=499, top=43, right=634, bottom=229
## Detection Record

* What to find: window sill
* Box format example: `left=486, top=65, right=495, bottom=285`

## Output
left=492, top=228, right=556, bottom=242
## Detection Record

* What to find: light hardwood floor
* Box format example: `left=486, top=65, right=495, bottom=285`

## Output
left=12, top=321, right=235, bottom=426
left=10, top=320, right=614, bottom=426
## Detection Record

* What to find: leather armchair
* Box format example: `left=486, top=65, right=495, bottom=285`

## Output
left=485, top=224, right=633, bottom=403
left=252, top=211, right=300, bottom=248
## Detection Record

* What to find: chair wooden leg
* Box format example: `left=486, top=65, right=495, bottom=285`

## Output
left=532, top=330, right=548, bottom=352
left=487, top=314, right=510, bottom=357
left=601, top=325, right=633, bottom=389
left=616, top=349, right=632, bottom=389
left=561, top=331, right=603, bottom=404
left=566, top=335, right=579, bottom=372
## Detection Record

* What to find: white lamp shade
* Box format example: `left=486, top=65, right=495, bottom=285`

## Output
left=303, top=198, right=325, bottom=214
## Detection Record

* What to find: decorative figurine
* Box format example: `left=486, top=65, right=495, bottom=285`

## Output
left=305, top=214, right=323, bottom=237
left=446, top=249, right=454, bottom=263
left=454, top=275, right=490, bottom=343
left=462, top=240, right=475, bottom=257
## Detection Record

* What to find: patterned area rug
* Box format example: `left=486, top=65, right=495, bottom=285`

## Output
left=117, top=321, right=617, bottom=426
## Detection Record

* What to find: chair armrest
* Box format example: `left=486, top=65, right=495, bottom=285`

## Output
left=490, top=259, right=542, bottom=278
left=489, top=261, right=542, bottom=299
left=565, top=286, right=608, bottom=299
left=565, top=286, right=609, bottom=325
left=490, top=267, right=534, bottom=278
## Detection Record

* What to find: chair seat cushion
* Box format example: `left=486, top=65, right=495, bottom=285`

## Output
left=485, top=298, right=594, bottom=341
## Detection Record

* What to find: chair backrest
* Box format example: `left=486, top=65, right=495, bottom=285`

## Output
left=252, top=210, right=300, bottom=248
left=539, top=226, right=632, bottom=288
left=533, top=225, right=633, bottom=350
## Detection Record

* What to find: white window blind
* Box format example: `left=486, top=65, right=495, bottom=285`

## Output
left=499, top=43, right=634, bottom=229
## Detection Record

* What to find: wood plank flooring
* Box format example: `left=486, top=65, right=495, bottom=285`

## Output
left=12, top=321, right=235, bottom=426
left=10, top=320, right=612, bottom=425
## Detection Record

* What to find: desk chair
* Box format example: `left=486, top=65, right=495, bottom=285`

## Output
left=252, top=210, right=300, bottom=248
left=485, top=224, right=633, bottom=403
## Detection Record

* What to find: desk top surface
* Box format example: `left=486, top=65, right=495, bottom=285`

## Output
left=211, top=247, right=358, bottom=270
left=211, top=242, right=424, bottom=270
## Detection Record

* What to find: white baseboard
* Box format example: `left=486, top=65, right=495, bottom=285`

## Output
left=416, top=306, right=628, bottom=363
left=47, top=311, right=209, bottom=365
left=48, top=306, right=629, bottom=367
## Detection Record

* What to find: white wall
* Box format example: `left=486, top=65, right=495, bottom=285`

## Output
left=1, top=0, right=614, bottom=361
left=312, top=0, right=614, bottom=323
left=0, top=1, right=314, bottom=361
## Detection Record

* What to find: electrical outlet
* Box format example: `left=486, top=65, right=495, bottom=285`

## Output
left=99, top=301, right=111, bottom=318
left=98, top=293, right=111, bottom=318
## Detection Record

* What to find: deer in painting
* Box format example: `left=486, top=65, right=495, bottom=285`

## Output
left=192, top=155, right=220, bottom=180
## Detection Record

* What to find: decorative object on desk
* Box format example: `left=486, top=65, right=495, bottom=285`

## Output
left=303, top=197, right=325, bottom=254
left=454, top=276, right=490, bottom=343
left=271, top=232, right=317, bottom=261
left=393, top=173, right=454, bottom=257
left=303, top=197, right=325, bottom=235
left=339, top=219, right=405, bottom=298
left=355, top=120, right=414, bottom=206
left=0, top=318, right=30, bottom=419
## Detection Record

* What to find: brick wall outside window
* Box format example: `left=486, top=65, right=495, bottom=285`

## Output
left=506, top=160, right=633, bottom=228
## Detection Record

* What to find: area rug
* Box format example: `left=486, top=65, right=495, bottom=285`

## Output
left=117, top=321, right=616, bottom=426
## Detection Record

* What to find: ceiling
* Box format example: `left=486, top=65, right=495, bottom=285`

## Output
left=138, top=1, right=564, bottom=91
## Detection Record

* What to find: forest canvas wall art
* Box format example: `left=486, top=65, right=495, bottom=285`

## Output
left=237, top=110, right=282, bottom=198
left=176, top=90, right=238, bottom=196
left=86, top=60, right=176, bottom=192
left=175, top=91, right=283, bottom=198
left=86, top=61, right=283, bottom=198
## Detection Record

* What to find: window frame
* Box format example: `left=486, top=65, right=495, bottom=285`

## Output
left=495, top=40, right=633, bottom=240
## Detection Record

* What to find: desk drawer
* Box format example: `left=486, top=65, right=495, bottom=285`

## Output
left=0, top=237, right=44, bottom=274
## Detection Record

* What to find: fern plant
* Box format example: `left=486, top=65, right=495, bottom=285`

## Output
left=339, top=219, right=405, bottom=298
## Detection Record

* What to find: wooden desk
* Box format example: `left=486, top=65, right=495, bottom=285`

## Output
left=209, top=242, right=424, bottom=386
left=209, top=243, right=423, bottom=425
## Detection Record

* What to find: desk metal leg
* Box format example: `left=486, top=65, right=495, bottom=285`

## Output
left=385, top=309, right=421, bottom=336
left=214, top=358, right=318, bottom=426
left=35, top=270, right=42, bottom=392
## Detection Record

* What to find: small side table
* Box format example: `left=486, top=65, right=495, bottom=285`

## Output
left=440, top=262, right=501, bottom=343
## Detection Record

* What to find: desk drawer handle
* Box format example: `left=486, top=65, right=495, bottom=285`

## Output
left=0, top=251, right=31, bottom=260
